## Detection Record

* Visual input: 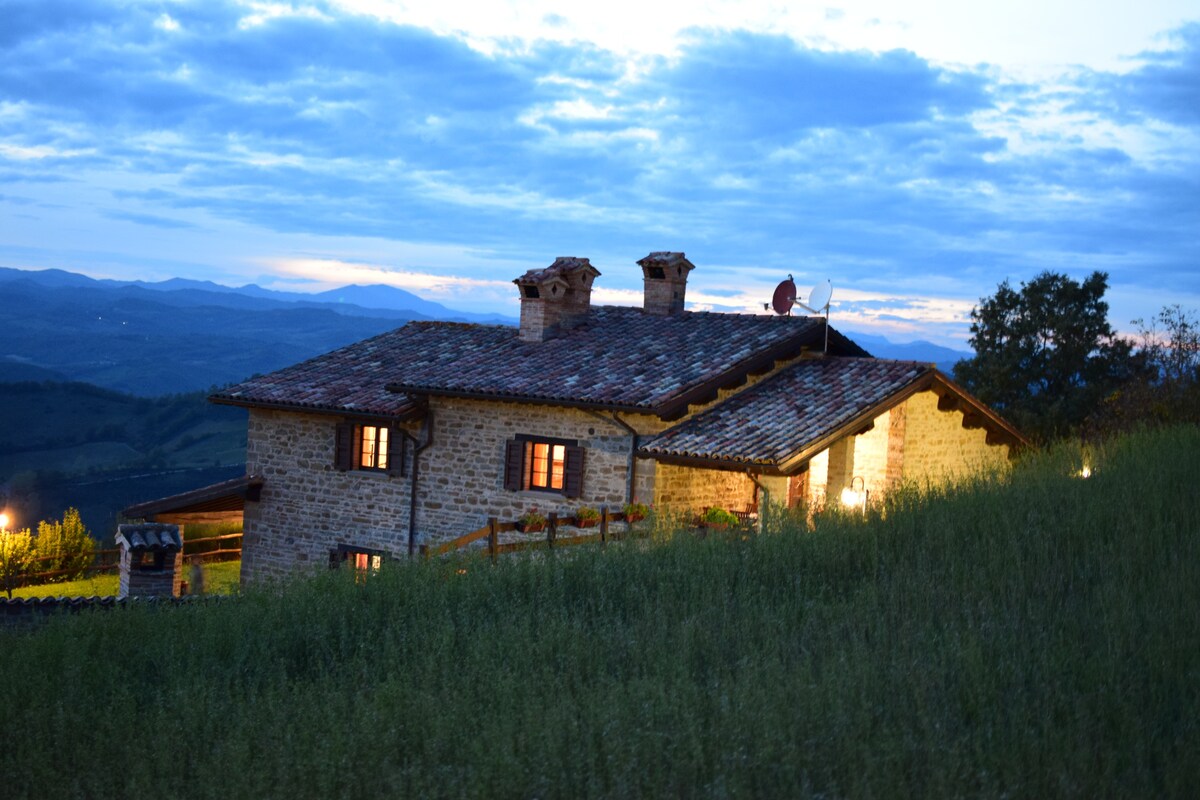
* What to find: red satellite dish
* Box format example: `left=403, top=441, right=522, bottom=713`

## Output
left=771, top=275, right=797, bottom=315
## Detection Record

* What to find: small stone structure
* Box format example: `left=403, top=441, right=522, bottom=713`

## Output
left=115, top=523, right=184, bottom=599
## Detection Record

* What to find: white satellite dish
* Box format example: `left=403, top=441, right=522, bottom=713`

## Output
left=795, top=280, right=832, bottom=314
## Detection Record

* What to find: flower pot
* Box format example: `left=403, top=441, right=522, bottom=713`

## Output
left=516, top=522, right=545, bottom=533
left=576, top=518, right=599, bottom=528
left=625, top=513, right=645, bottom=524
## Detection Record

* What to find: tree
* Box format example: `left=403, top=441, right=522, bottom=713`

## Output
left=954, top=271, right=1140, bottom=442
left=33, top=507, right=94, bottom=583
left=0, top=528, right=34, bottom=599
left=1090, top=304, right=1200, bottom=433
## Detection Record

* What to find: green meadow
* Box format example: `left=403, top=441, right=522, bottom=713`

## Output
left=1, top=426, right=1197, bottom=798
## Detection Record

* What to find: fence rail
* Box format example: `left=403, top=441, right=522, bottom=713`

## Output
left=420, top=508, right=652, bottom=562
left=13, top=532, right=243, bottom=588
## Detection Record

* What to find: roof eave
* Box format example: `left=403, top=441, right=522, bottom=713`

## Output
left=208, top=393, right=423, bottom=423
left=633, top=451, right=786, bottom=475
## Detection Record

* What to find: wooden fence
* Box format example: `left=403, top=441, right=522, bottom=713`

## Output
left=420, top=507, right=657, bottom=562
left=14, top=532, right=243, bottom=588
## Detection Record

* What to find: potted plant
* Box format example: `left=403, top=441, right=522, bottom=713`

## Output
left=699, top=507, right=739, bottom=530
left=575, top=505, right=600, bottom=528
left=622, top=501, right=650, bottom=523
left=516, top=507, right=547, bottom=533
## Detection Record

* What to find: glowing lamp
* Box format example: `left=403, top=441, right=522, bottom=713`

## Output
left=840, top=477, right=869, bottom=511
left=0, top=512, right=9, bottom=530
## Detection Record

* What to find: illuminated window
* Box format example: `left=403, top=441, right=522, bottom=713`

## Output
left=360, top=425, right=389, bottom=470
left=331, top=544, right=385, bottom=574
left=335, top=422, right=404, bottom=475
left=503, top=435, right=583, bottom=497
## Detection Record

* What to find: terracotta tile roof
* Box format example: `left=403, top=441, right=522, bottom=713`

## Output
left=210, top=327, right=424, bottom=419
left=639, top=357, right=934, bottom=471
left=123, top=475, right=264, bottom=519
left=384, top=307, right=860, bottom=414
left=211, top=306, right=865, bottom=418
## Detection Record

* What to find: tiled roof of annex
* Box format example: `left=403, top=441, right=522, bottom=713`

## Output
left=640, top=357, right=934, bottom=471
left=211, top=306, right=866, bottom=419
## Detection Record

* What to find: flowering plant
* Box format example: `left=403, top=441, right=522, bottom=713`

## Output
left=622, top=501, right=650, bottom=521
left=518, top=508, right=547, bottom=527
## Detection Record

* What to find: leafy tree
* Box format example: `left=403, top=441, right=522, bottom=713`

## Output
left=34, top=507, right=95, bottom=583
left=955, top=271, right=1140, bottom=442
left=0, top=527, right=34, bottom=599
left=1090, top=304, right=1200, bottom=433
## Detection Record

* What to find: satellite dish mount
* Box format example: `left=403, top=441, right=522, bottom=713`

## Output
left=767, top=276, right=834, bottom=352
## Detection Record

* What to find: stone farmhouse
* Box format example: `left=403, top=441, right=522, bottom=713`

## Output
left=124, top=253, right=1026, bottom=583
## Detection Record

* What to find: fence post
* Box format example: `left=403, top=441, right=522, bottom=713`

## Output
left=600, top=506, right=608, bottom=543
left=488, top=517, right=498, bottom=563
left=418, top=543, right=428, bottom=559
left=547, top=512, right=557, bottom=549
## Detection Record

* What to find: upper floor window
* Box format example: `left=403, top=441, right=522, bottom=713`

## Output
left=335, top=421, right=404, bottom=475
left=503, top=435, right=584, bottom=497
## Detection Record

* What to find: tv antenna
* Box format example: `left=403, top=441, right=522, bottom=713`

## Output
left=765, top=275, right=834, bottom=351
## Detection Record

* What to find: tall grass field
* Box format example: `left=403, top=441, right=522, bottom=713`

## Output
left=1, top=426, right=1197, bottom=798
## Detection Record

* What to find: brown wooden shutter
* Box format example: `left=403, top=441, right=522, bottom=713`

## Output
left=334, top=423, right=354, bottom=471
left=563, top=445, right=585, bottom=498
left=387, top=427, right=406, bottom=477
left=503, top=439, right=525, bottom=491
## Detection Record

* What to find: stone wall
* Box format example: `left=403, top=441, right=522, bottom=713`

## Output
left=241, top=400, right=661, bottom=583
left=652, top=463, right=757, bottom=517
left=901, top=391, right=1009, bottom=484
left=242, top=409, right=416, bottom=583
left=413, top=397, right=656, bottom=537
left=798, top=391, right=1009, bottom=511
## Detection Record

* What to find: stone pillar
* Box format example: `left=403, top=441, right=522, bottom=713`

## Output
left=115, top=523, right=184, bottom=599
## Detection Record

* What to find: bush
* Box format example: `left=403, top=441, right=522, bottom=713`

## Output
left=33, top=507, right=94, bottom=583
left=0, top=527, right=34, bottom=598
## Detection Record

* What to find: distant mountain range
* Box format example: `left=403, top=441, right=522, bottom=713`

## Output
left=0, top=266, right=969, bottom=396
left=845, top=332, right=970, bottom=377
left=0, top=267, right=515, bottom=396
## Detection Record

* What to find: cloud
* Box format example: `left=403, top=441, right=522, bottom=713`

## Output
left=0, top=3, right=1197, bottom=346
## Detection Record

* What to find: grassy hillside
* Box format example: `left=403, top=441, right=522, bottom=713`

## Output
left=0, top=381, right=245, bottom=537
left=1, top=426, right=1197, bottom=798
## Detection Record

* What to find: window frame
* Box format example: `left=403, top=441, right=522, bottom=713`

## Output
left=503, top=434, right=584, bottom=497
left=335, top=420, right=406, bottom=476
left=329, top=543, right=387, bottom=574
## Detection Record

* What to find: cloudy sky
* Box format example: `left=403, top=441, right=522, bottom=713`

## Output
left=1, top=0, right=1197, bottom=346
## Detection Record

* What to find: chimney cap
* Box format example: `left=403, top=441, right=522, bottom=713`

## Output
left=514, top=256, right=601, bottom=287
left=637, top=252, right=695, bottom=276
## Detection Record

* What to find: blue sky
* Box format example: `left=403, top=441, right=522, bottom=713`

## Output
left=1, top=0, right=1197, bottom=346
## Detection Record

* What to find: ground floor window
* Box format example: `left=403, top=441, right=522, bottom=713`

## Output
left=330, top=544, right=386, bottom=574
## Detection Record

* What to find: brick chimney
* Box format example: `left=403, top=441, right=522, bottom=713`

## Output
left=513, top=257, right=601, bottom=342
left=115, top=523, right=184, bottom=599
left=638, top=252, right=694, bottom=315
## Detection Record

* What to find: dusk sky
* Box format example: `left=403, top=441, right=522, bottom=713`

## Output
left=1, top=0, right=1197, bottom=347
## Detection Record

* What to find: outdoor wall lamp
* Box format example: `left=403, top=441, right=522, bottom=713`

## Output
left=840, top=476, right=869, bottom=511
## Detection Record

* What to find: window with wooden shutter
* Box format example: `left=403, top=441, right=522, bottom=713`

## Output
left=563, top=445, right=584, bottom=498
left=504, top=439, right=524, bottom=490
left=505, top=435, right=583, bottom=496
left=334, top=423, right=354, bottom=471
left=336, top=421, right=405, bottom=475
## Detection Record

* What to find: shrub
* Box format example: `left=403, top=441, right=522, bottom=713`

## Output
left=622, top=501, right=650, bottom=520
left=517, top=508, right=547, bottom=528
left=575, top=505, right=600, bottom=522
left=33, top=507, right=94, bottom=583
left=0, top=527, right=34, bottom=598
left=701, top=507, right=740, bottom=526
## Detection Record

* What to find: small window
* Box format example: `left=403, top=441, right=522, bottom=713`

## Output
left=360, top=425, right=388, bottom=470
left=335, top=422, right=405, bottom=475
left=330, top=544, right=385, bottom=575
left=503, top=435, right=584, bottom=497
